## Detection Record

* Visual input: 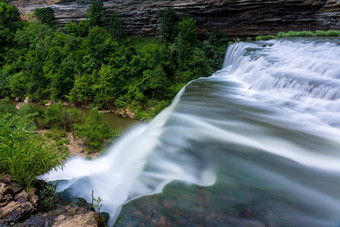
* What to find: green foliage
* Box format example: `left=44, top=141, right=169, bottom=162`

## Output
left=91, top=190, right=103, bottom=212
left=43, top=102, right=80, bottom=131
left=0, top=101, right=67, bottom=187
left=175, top=17, right=198, bottom=70
left=201, top=30, right=228, bottom=70
left=86, top=0, right=105, bottom=27
left=107, top=13, right=125, bottom=41
left=256, top=30, right=340, bottom=41
left=276, top=30, right=313, bottom=38
left=0, top=4, right=228, bottom=120
left=35, top=181, right=58, bottom=211
left=74, top=109, right=112, bottom=152
left=255, top=35, right=277, bottom=41
left=94, top=64, right=124, bottom=109
left=45, top=128, right=67, bottom=140
left=159, top=8, right=180, bottom=43
left=67, top=73, right=95, bottom=105
left=315, top=30, right=340, bottom=37
left=0, top=2, right=20, bottom=29
left=0, top=2, right=20, bottom=53
left=34, top=7, right=54, bottom=27
left=65, top=20, right=90, bottom=37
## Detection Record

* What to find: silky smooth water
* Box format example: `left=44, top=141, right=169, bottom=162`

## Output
left=43, top=38, right=340, bottom=226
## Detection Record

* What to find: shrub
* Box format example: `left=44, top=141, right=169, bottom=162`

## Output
left=86, top=0, right=105, bottom=27
left=74, top=109, right=112, bottom=152
left=326, top=30, right=340, bottom=36
left=43, top=102, right=80, bottom=131
left=256, top=35, right=277, bottom=41
left=159, top=8, right=180, bottom=43
left=0, top=102, right=67, bottom=187
left=107, top=13, right=126, bottom=41
left=315, top=30, right=340, bottom=36
left=34, top=7, right=54, bottom=27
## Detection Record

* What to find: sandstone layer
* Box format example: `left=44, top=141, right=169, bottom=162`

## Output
left=9, top=0, right=340, bottom=38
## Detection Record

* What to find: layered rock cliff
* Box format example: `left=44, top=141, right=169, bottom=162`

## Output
left=9, top=0, right=340, bottom=38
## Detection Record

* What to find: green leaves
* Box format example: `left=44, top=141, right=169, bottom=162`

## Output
left=34, top=7, right=54, bottom=27
left=74, top=109, right=112, bottom=152
left=159, top=8, right=180, bottom=44
left=86, top=0, right=105, bottom=27
left=0, top=102, right=67, bottom=187
left=0, top=2, right=19, bottom=27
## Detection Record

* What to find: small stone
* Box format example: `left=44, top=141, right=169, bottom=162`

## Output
left=1, top=175, right=12, bottom=183
left=14, top=191, right=29, bottom=204
left=0, top=194, right=13, bottom=207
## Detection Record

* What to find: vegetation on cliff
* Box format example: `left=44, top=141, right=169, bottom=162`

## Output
left=0, top=2, right=228, bottom=120
left=256, top=30, right=340, bottom=41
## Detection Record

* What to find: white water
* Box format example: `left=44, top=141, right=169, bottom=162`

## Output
left=43, top=38, right=340, bottom=226
left=42, top=88, right=216, bottom=225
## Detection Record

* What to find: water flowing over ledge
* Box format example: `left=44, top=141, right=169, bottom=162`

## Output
left=44, top=38, right=340, bottom=226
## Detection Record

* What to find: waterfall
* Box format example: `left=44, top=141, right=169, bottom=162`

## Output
left=43, top=38, right=340, bottom=226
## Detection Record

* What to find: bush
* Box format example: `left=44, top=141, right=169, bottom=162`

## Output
left=34, top=7, right=54, bottom=27
left=159, top=8, right=180, bottom=43
left=0, top=102, right=67, bottom=187
left=43, top=102, right=80, bottom=131
left=74, top=109, right=112, bottom=152
left=86, top=0, right=105, bottom=27
left=107, top=13, right=126, bottom=41
left=315, top=30, right=340, bottom=37
left=255, top=35, right=277, bottom=41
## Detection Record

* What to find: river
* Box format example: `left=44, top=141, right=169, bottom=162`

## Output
left=44, top=38, right=340, bottom=226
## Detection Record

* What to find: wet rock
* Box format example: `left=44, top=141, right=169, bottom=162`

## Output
left=20, top=205, right=107, bottom=227
left=0, top=176, right=39, bottom=225
left=0, top=176, right=106, bottom=226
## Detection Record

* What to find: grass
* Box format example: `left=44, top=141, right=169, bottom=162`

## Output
left=0, top=100, right=68, bottom=187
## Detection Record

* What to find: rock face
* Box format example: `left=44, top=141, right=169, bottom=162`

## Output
left=0, top=175, right=106, bottom=226
left=20, top=205, right=107, bottom=227
left=0, top=175, right=39, bottom=225
left=8, top=0, right=340, bottom=38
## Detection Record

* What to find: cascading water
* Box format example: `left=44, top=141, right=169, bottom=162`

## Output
left=44, top=38, right=340, bottom=226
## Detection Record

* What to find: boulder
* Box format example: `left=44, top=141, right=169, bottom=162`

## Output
left=21, top=205, right=107, bottom=227
left=0, top=175, right=39, bottom=225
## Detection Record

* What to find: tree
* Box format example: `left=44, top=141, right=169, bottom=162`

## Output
left=107, top=13, right=125, bottom=41
left=0, top=2, right=20, bottom=27
left=0, top=2, right=20, bottom=53
left=86, top=0, right=105, bottom=27
left=93, top=64, right=124, bottom=108
left=175, top=17, right=198, bottom=70
left=34, top=7, right=54, bottom=27
left=159, top=8, right=180, bottom=43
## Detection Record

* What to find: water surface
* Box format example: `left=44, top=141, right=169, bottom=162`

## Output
left=45, top=38, right=340, bottom=226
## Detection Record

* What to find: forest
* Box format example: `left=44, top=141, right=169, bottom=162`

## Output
left=0, top=1, right=228, bottom=120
